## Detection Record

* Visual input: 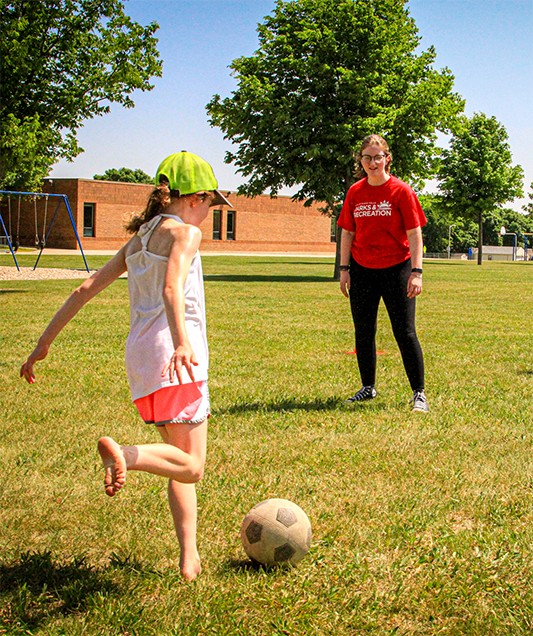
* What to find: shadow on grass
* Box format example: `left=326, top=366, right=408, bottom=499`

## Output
left=246, top=260, right=334, bottom=267
left=212, top=396, right=388, bottom=415
left=223, top=558, right=292, bottom=574
left=517, top=370, right=533, bottom=376
left=224, top=558, right=264, bottom=571
left=213, top=397, right=341, bottom=415
left=0, top=550, right=117, bottom=631
left=0, top=289, right=29, bottom=294
left=204, top=274, right=333, bottom=283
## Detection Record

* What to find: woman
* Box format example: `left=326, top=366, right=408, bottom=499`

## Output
left=20, top=151, right=231, bottom=579
left=337, top=135, right=428, bottom=412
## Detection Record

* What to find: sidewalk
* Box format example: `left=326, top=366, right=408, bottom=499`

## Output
left=13, top=248, right=336, bottom=258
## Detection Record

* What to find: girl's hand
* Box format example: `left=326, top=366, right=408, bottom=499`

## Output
left=407, top=274, right=422, bottom=298
left=20, top=342, right=50, bottom=384
left=162, top=345, right=199, bottom=384
left=340, top=270, right=351, bottom=298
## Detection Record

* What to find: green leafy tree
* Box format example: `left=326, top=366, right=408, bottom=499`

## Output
left=0, top=0, right=162, bottom=191
left=419, top=194, right=477, bottom=255
left=207, top=0, right=464, bottom=275
left=450, top=220, right=478, bottom=255
left=419, top=195, right=453, bottom=254
left=437, top=113, right=524, bottom=265
left=523, top=182, right=533, bottom=215
left=419, top=195, right=447, bottom=253
left=498, top=207, right=533, bottom=255
left=94, top=167, right=153, bottom=184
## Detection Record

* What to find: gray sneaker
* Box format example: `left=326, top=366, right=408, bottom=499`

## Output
left=410, top=390, right=429, bottom=413
left=345, top=386, right=377, bottom=404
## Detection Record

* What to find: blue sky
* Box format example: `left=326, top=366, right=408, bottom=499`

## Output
left=50, top=0, right=533, bottom=211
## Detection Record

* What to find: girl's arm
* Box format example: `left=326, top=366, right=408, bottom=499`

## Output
left=20, top=246, right=129, bottom=383
left=160, top=224, right=202, bottom=384
left=406, top=226, right=423, bottom=298
left=339, top=229, right=355, bottom=298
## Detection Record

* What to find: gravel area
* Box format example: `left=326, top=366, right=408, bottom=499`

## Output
left=0, top=266, right=96, bottom=281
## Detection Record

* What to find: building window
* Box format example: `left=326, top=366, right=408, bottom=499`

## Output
left=83, top=203, right=95, bottom=237
left=330, top=217, right=337, bottom=243
left=226, top=210, right=236, bottom=241
left=212, top=210, right=221, bottom=240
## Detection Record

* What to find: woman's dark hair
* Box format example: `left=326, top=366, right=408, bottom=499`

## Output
left=125, top=183, right=171, bottom=234
left=354, top=134, right=392, bottom=179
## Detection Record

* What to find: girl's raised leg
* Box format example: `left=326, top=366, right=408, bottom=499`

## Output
left=98, top=437, right=127, bottom=496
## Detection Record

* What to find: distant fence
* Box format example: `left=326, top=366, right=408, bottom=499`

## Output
left=424, top=251, right=532, bottom=262
left=424, top=253, right=469, bottom=260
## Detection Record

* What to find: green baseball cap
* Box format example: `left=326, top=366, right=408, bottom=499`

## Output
left=155, top=151, right=231, bottom=206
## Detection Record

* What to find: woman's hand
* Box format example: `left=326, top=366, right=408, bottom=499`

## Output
left=20, top=341, right=50, bottom=384
left=340, top=270, right=351, bottom=298
left=407, top=274, right=422, bottom=298
left=162, top=344, right=199, bottom=384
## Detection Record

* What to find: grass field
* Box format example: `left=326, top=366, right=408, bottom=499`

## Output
left=1, top=256, right=533, bottom=635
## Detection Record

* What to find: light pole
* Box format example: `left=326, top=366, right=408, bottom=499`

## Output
left=448, top=224, right=456, bottom=259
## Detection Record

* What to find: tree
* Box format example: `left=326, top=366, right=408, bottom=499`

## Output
left=94, top=167, right=153, bottom=184
left=420, top=193, right=533, bottom=257
left=499, top=207, right=533, bottom=255
left=419, top=195, right=454, bottom=254
left=419, top=194, right=478, bottom=255
left=437, top=113, right=524, bottom=265
left=523, top=182, right=533, bottom=215
left=0, top=0, right=162, bottom=191
left=206, top=0, right=464, bottom=275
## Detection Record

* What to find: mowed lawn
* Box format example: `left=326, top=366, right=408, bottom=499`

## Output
left=1, top=255, right=533, bottom=635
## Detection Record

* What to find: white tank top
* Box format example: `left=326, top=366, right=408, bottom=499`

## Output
left=124, top=214, right=208, bottom=401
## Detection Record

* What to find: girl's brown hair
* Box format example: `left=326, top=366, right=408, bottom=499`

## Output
left=125, top=183, right=171, bottom=234
left=354, top=134, right=392, bottom=179
left=125, top=182, right=216, bottom=234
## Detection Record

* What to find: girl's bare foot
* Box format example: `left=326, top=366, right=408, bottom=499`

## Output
left=180, top=552, right=201, bottom=581
left=98, top=437, right=127, bottom=497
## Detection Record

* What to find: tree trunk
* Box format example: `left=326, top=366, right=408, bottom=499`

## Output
left=333, top=174, right=355, bottom=280
left=477, top=211, right=483, bottom=265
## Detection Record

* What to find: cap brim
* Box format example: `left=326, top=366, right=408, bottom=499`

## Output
left=212, top=190, right=232, bottom=207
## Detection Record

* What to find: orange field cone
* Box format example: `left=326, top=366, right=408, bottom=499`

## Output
left=345, top=349, right=387, bottom=355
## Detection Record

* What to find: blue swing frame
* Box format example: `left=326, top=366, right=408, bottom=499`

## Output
left=0, top=190, right=90, bottom=273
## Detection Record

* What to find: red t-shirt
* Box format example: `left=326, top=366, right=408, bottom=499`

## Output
left=337, top=175, right=426, bottom=269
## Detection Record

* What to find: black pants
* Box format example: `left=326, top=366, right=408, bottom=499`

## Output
left=349, top=258, right=425, bottom=392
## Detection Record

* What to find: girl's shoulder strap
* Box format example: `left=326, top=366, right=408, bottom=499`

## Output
left=137, top=214, right=186, bottom=250
left=137, top=214, right=164, bottom=248
left=159, top=213, right=185, bottom=224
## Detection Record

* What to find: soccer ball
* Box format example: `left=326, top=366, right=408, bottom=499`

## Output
left=240, top=498, right=312, bottom=566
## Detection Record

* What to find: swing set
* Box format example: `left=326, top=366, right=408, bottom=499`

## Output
left=0, top=190, right=89, bottom=273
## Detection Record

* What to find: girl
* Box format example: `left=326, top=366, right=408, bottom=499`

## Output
left=337, top=135, right=428, bottom=412
left=20, top=151, right=231, bottom=580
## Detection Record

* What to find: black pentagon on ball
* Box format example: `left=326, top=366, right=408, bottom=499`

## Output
left=245, top=520, right=263, bottom=544
left=274, top=542, right=296, bottom=562
left=276, top=507, right=297, bottom=528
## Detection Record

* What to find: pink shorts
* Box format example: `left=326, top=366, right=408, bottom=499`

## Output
left=134, top=381, right=210, bottom=426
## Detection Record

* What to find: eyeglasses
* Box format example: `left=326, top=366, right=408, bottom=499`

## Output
left=361, top=154, right=387, bottom=164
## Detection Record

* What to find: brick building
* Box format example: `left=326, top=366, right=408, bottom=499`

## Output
left=2, top=179, right=336, bottom=254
